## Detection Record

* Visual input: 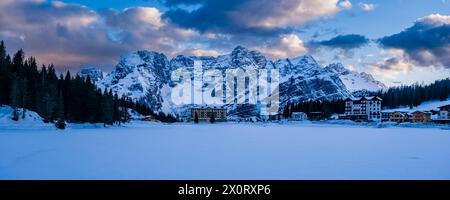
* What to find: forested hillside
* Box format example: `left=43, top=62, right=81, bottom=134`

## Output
left=0, top=41, right=177, bottom=128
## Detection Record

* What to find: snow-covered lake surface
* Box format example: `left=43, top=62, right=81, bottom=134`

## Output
left=0, top=122, right=449, bottom=180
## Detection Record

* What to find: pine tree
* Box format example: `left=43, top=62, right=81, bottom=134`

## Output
left=101, top=90, right=114, bottom=126
left=9, top=74, right=22, bottom=121
left=210, top=113, right=215, bottom=123
left=54, top=91, right=66, bottom=129
left=194, top=112, right=199, bottom=123
left=0, top=41, right=7, bottom=105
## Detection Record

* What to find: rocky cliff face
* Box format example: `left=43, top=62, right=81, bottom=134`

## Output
left=78, top=67, right=104, bottom=82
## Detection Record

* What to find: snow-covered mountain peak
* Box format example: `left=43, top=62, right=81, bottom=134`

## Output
left=94, top=48, right=383, bottom=116
left=78, top=67, right=104, bottom=82
left=230, top=46, right=267, bottom=68
left=273, top=55, right=323, bottom=78
left=290, top=55, right=318, bottom=66
left=325, top=63, right=387, bottom=92
left=326, top=63, right=349, bottom=75
left=97, top=50, right=170, bottom=107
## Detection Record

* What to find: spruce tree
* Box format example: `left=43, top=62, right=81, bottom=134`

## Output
left=210, top=113, right=215, bottom=123
left=194, top=112, right=199, bottom=123
left=101, top=90, right=114, bottom=126
left=54, top=91, right=66, bottom=129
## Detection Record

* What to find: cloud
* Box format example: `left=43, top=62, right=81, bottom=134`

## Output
left=378, top=14, right=450, bottom=68
left=309, top=34, right=370, bottom=50
left=364, top=50, right=413, bottom=82
left=259, top=34, right=307, bottom=58
left=358, top=2, right=375, bottom=11
left=339, top=0, right=352, bottom=10
left=181, top=49, right=220, bottom=57
left=163, top=0, right=342, bottom=34
left=0, top=0, right=203, bottom=70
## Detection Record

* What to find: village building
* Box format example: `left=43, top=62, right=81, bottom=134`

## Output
left=291, top=112, right=307, bottom=121
left=308, top=111, right=326, bottom=121
left=344, top=96, right=382, bottom=121
left=190, top=106, right=227, bottom=122
left=434, top=104, right=450, bottom=123
left=381, top=111, right=393, bottom=122
left=389, top=111, right=410, bottom=123
left=438, top=105, right=450, bottom=120
left=411, top=111, right=432, bottom=123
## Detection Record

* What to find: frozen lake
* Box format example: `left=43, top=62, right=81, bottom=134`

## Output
left=0, top=122, right=449, bottom=180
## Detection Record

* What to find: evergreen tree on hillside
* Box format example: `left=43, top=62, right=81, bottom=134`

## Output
left=0, top=41, right=179, bottom=125
left=9, top=74, right=27, bottom=120
left=101, top=90, right=114, bottom=126
left=210, top=113, right=215, bottom=123
left=194, top=112, right=199, bottom=123
left=54, top=91, right=66, bottom=129
left=0, top=41, right=8, bottom=105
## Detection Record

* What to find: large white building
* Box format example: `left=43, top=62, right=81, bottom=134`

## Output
left=344, top=96, right=382, bottom=121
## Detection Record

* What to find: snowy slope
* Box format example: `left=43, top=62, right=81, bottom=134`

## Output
left=325, top=63, right=386, bottom=92
left=0, top=123, right=449, bottom=179
left=383, top=98, right=450, bottom=113
left=270, top=56, right=352, bottom=105
left=0, top=106, right=53, bottom=129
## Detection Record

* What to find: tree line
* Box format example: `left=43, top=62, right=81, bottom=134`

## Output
left=283, top=99, right=345, bottom=119
left=0, top=41, right=177, bottom=129
left=372, top=79, right=450, bottom=109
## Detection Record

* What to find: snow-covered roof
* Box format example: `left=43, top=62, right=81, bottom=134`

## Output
left=346, top=96, right=382, bottom=101
left=438, top=104, right=450, bottom=110
left=292, top=112, right=306, bottom=114
left=191, top=105, right=226, bottom=110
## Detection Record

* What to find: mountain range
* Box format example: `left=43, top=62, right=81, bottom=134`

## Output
left=79, top=46, right=386, bottom=117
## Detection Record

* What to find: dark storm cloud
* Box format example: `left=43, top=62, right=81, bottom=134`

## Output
left=309, top=34, right=370, bottom=50
left=162, top=0, right=250, bottom=33
left=162, top=0, right=341, bottom=35
left=378, top=14, right=450, bottom=68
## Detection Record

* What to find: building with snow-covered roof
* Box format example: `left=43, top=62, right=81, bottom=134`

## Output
left=390, top=111, right=410, bottom=123
left=291, top=112, right=307, bottom=121
left=344, top=96, right=382, bottom=121
left=190, top=106, right=227, bottom=122
left=434, top=105, right=450, bottom=123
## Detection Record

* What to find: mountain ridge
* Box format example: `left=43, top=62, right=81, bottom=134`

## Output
left=79, top=46, right=386, bottom=117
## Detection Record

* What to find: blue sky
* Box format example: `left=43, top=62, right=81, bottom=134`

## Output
left=0, top=0, right=449, bottom=86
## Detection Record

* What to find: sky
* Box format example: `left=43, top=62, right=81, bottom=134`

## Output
left=0, top=0, right=449, bottom=86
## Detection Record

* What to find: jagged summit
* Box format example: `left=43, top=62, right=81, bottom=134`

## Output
left=230, top=46, right=267, bottom=68
left=78, top=67, right=104, bottom=82
left=325, top=63, right=387, bottom=92
left=326, top=63, right=348, bottom=75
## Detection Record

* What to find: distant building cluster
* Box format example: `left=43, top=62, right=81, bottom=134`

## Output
left=172, top=96, right=450, bottom=124
left=380, top=105, right=450, bottom=124
left=190, top=106, right=227, bottom=122
left=336, top=96, right=450, bottom=124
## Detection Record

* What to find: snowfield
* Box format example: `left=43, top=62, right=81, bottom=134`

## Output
left=0, top=122, right=449, bottom=180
